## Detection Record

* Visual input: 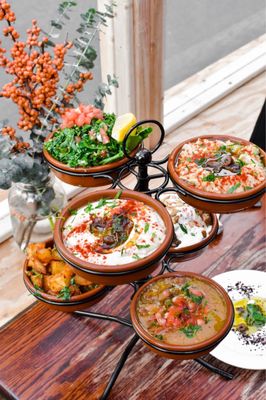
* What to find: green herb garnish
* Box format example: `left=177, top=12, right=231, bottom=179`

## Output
left=84, top=203, right=93, bottom=213
left=195, top=157, right=206, bottom=166
left=69, top=208, right=78, bottom=215
left=154, top=334, right=164, bottom=340
left=227, top=182, right=241, bottom=193
left=95, top=198, right=108, bottom=208
left=70, top=277, right=75, bottom=285
left=202, top=173, right=216, bottom=182
left=144, top=223, right=150, bottom=233
left=244, top=186, right=252, bottom=191
left=132, top=254, right=141, bottom=260
left=136, top=244, right=151, bottom=249
left=189, top=293, right=203, bottom=304
left=57, top=286, right=71, bottom=300
left=236, top=159, right=245, bottom=168
left=246, top=304, right=266, bottom=327
left=219, top=145, right=227, bottom=151
left=180, top=324, right=201, bottom=338
left=179, top=223, right=188, bottom=234
left=114, top=190, right=123, bottom=199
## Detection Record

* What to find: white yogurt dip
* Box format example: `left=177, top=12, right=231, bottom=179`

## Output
left=63, top=197, right=166, bottom=265
left=160, top=193, right=212, bottom=248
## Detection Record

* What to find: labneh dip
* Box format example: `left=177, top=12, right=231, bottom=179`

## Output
left=63, top=197, right=166, bottom=265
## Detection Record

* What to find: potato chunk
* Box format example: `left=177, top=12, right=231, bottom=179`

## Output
left=30, top=273, right=43, bottom=289
left=36, top=248, right=52, bottom=264
left=33, top=257, right=47, bottom=274
left=50, top=260, right=73, bottom=276
left=46, top=271, right=72, bottom=293
left=51, top=248, right=62, bottom=261
left=74, top=274, right=93, bottom=286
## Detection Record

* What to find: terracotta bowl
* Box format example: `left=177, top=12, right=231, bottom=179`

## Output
left=168, top=135, right=266, bottom=213
left=43, top=131, right=140, bottom=187
left=130, top=271, right=234, bottom=360
left=23, top=239, right=109, bottom=312
left=53, top=189, right=174, bottom=285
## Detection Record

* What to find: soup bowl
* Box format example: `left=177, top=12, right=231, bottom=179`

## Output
left=53, top=189, right=174, bottom=285
left=23, top=239, right=109, bottom=312
left=130, top=271, right=234, bottom=360
left=168, top=135, right=266, bottom=213
left=43, top=131, right=139, bottom=187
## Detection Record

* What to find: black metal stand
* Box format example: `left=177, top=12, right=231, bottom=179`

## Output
left=66, top=120, right=235, bottom=398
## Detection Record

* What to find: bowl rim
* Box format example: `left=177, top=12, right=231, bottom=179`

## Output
left=130, top=271, right=234, bottom=353
left=53, top=189, right=174, bottom=275
left=43, top=130, right=140, bottom=175
left=23, top=240, right=107, bottom=304
left=168, top=134, right=266, bottom=201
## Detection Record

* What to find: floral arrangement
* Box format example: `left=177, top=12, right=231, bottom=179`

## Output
left=0, top=0, right=118, bottom=189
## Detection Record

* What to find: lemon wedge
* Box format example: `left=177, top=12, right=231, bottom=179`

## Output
left=111, top=113, right=137, bottom=142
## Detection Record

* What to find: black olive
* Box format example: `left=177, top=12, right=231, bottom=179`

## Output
left=237, top=323, right=248, bottom=333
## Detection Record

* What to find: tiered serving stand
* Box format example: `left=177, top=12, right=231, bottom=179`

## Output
left=29, top=120, right=264, bottom=399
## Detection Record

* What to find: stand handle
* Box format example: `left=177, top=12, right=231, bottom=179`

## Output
left=122, top=119, right=165, bottom=159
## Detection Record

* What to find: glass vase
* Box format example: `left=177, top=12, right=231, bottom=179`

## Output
left=8, top=174, right=66, bottom=250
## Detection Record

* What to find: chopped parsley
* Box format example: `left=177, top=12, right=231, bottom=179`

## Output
left=180, top=324, right=201, bottom=338
left=202, top=173, right=216, bottom=182
left=179, top=223, right=188, bottom=234
left=154, top=334, right=164, bottom=340
left=57, top=286, right=71, bottom=300
left=70, top=277, right=75, bottom=285
left=251, top=159, right=256, bottom=165
left=244, top=186, right=252, bottom=191
left=189, top=293, right=203, bottom=304
left=227, top=182, right=241, bottom=193
left=236, top=159, right=245, bottom=168
left=144, top=222, right=150, bottom=233
left=84, top=203, right=93, bottom=213
left=195, top=157, right=206, bottom=166
left=132, top=254, right=141, bottom=260
left=69, top=208, right=78, bottom=215
left=219, top=145, right=227, bottom=151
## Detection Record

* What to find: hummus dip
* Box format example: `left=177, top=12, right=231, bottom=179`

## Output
left=63, top=197, right=166, bottom=265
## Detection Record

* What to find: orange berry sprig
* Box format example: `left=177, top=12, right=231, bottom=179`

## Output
left=0, top=0, right=93, bottom=139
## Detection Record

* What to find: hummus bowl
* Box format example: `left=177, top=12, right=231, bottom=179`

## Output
left=130, top=272, right=234, bottom=360
left=168, top=135, right=266, bottom=213
left=54, top=189, right=174, bottom=285
left=159, top=192, right=219, bottom=257
left=23, top=240, right=108, bottom=312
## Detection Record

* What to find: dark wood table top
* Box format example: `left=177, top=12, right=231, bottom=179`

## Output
left=0, top=197, right=265, bottom=400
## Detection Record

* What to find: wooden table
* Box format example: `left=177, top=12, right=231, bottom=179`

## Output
left=0, top=196, right=265, bottom=400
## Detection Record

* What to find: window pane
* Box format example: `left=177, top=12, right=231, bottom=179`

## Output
left=164, top=0, right=265, bottom=90
left=0, top=0, right=101, bottom=125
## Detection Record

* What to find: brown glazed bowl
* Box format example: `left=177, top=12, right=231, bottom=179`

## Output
left=43, top=131, right=140, bottom=187
left=168, top=135, right=266, bottom=213
left=130, top=271, right=234, bottom=360
left=53, top=189, right=174, bottom=285
left=23, top=240, right=109, bottom=312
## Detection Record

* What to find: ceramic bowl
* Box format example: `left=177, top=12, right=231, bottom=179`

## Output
left=53, top=189, right=174, bottom=285
left=168, top=135, right=266, bottom=213
left=43, top=131, right=139, bottom=187
left=23, top=240, right=109, bottom=312
left=130, top=271, right=234, bottom=360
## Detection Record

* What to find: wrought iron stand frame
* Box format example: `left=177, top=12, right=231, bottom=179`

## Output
left=63, top=120, right=234, bottom=399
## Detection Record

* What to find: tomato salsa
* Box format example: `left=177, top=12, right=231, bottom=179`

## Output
left=137, top=276, right=227, bottom=345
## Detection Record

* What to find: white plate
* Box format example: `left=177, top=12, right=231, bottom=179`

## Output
left=210, top=270, right=266, bottom=370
